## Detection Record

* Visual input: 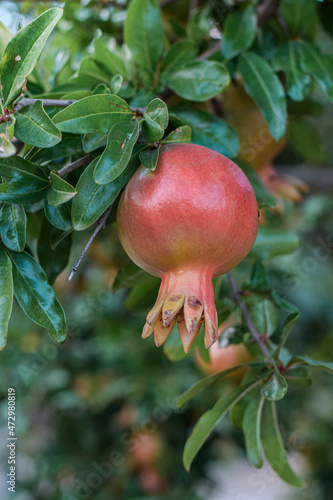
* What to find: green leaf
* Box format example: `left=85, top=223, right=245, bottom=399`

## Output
left=162, top=126, right=192, bottom=144
left=280, top=0, right=317, bottom=39
left=53, top=94, right=134, bottom=134
left=177, top=362, right=266, bottom=409
left=15, top=101, right=62, bottom=148
left=246, top=261, right=271, bottom=292
left=78, top=57, right=111, bottom=85
left=172, top=107, right=239, bottom=159
left=160, top=40, right=198, bottom=75
left=244, top=295, right=280, bottom=336
left=47, top=172, right=76, bottom=207
left=272, top=42, right=311, bottom=102
left=271, top=291, right=299, bottom=314
left=142, top=98, right=168, bottom=142
left=289, top=355, right=333, bottom=373
left=112, top=260, right=149, bottom=292
left=94, top=119, right=139, bottom=184
left=44, top=200, right=72, bottom=232
left=111, top=74, right=123, bottom=94
left=9, top=250, right=66, bottom=342
left=221, top=6, right=257, bottom=60
left=274, top=312, right=299, bottom=359
left=250, top=227, right=299, bottom=260
left=26, top=136, right=83, bottom=164
left=260, top=370, right=288, bottom=401
left=94, top=36, right=129, bottom=79
left=243, top=393, right=265, bottom=468
left=0, top=245, right=13, bottom=350
left=261, top=401, right=305, bottom=487
left=289, top=118, right=324, bottom=163
left=0, top=204, right=26, bottom=251
left=0, top=156, right=50, bottom=204
left=139, top=147, right=160, bottom=171
left=299, top=41, right=333, bottom=103
left=37, top=216, right=71, bottom=285
left=236, top=160, right=276, bottom=209
left=165, top=61, right=230, bottom=102
left=284, top=366, right=312, bottom=388
left=183, top=382, right=258, bottom=471
left=0, top=8, right=63, bottom=106
left=124, top=0, right=164, bottom=70
left=72, top=149, right=142, bottom=231
left=238, top=52, right=287, bottom=141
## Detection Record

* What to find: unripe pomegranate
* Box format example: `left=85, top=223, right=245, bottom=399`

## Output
left=117, top=144, right=258, bottom=352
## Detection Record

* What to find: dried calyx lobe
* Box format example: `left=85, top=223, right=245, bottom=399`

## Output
left=117, top=143, right=259, bottom=352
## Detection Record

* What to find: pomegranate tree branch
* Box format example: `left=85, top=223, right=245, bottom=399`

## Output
left=14, top=97, right=76, bottom=110
left=57, top=155, right=94, bottom=178
left=69, top=199, right=119, bottom=281
left=227, top=272, right=274, bottom=364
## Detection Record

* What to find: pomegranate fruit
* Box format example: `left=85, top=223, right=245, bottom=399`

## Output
left=117, top=143, right=259, bottom=352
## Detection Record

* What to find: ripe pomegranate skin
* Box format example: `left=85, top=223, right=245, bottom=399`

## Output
left=117, top=143, right=259, bottom=352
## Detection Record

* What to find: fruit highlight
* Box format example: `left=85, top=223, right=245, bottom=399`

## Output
left=117, top=144, right=259, bottom=352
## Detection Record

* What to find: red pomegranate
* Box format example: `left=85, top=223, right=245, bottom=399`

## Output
left=117, top=144, right=258, bottom=352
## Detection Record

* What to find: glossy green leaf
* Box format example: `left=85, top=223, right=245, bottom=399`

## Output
left=72, top=149, right=142, bottom=231
left=289, top=355, right=333, bottom=373
left=162, top=126, right=192, bottom=144
left=44, top=199, right=72, bottom=232
left=15, top=101, right=62, bottom=148
left=78, top=57, right=111, bottom=85
left=236, top=160, right=276, bottom=209
left=0, top=8, right=63, bottom=106
left=0, top=204, right=26, bottom=251
left=111, top=74, right=123, bottom=94
left=124, top=0, right=163, bottom=70
left=160, top=40, right=197, bottom=75
left=53, top=94, right=134, bottom=134
left=37, top=216, right=72, bottom=284
left=172, top=107, right=239, bottom=159
left=142, top=98, right=168, bottom=143
left=183, top=382, right=258, bottom=471
left=47, top=172, right=76, bottom=207
left=165, top=61, right=230, bottom=102
left=274, top=312, right=299, bottom=358
left=0, top=156, right=50, bottom=204
left=261, top=401, right=305, bottom=487
left=273, top=42, right=311, bottom=101
left=238, top=52, right=287, bottom=141
left=243, top=393, right=265, bottom=468
left=221, top=6, right=256, bottom=60
left=0, top=245, right=13, bottom=350
left=26, top=136, right=83, bottom=164
left=280, top=0, right=317, bottom=39
left=94, top=119, right=139, bottom=184
left=260, top=370, right=288, bottom=401
left=250, top=227, right=299, bottom=260
left=288, top=118, right=324, bottom=163
left=9, top=250, right=66, bottom=342
left=284, top=366, right=312, bottom=388
left=139, top=147, right=160, bottom=171
left=177, top=363, right=266, bottom=409
left=299, top=41, right=333, bottom=102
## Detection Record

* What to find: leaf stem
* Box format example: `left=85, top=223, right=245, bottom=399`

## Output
left=227, top=272, right=274, bottom=364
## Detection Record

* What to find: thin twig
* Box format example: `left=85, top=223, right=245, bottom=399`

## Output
left=227, top=272, right=274, bottom=364
left=58, top=155, right=94, bottom=178
left=14, top=98, right=76, bottom=111
left=68, top=193, right=122, bottom=281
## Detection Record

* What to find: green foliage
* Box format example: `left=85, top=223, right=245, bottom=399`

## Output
left=15, top=100, right=62, bottom=147
left=221, top=5, right=257, bottom=60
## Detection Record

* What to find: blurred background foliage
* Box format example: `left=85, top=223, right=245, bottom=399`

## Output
left=0, top=0, right=333, bottom=499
